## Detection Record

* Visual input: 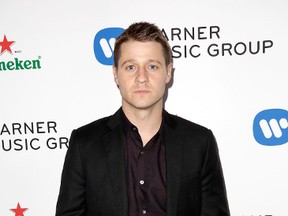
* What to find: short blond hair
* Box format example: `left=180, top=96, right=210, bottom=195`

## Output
left=113, top=22, right=173, bottom=68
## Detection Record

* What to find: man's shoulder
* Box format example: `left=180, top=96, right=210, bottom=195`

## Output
left=72, top=108, right=122, bottom=137
left=165, top=112, right=212, bottom=137
left=77, top=116, right=111, bottom=132
left=76, top=108, right=122, bottom=131
left=166, top=113, right=216, bottom=150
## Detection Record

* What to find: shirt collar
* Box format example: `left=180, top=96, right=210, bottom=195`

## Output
left=120, top=108, right=166, bottom=138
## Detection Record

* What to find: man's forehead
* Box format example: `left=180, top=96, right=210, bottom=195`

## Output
left=119, top=41, right=165, bottom=56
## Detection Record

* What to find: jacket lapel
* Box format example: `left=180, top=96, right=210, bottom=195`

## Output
left=164, top=112, right=184, bottom=216
left=103, top=109, right=128, bottom=216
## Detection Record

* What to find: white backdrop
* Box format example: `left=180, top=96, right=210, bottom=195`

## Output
left=1, top=0, right=287, bottom=215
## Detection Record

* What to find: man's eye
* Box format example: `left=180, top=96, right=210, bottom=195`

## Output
left=126, top=65, right=135, bottom=70
left=148, top=65, right=158, bottom=70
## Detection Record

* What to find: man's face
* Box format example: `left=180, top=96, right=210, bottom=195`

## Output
left=113, top=40, right=172, bottom=112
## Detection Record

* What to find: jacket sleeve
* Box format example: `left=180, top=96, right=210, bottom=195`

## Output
left=55, top=130, right=87, bottom=216
left=201, top=131, right=230, bottom=216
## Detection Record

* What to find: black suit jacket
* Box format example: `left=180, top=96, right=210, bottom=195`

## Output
left=56, top=109, right=230, bottom=216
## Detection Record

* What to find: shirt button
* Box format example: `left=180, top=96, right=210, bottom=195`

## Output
left=139, top=180, right=145, bottom=185
left=140, top=151, right=145, bottom=155
left=142, top=210, right=147, bottom=214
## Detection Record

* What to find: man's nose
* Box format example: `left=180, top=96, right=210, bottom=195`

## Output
left=136, top=67, right=148, bottom=83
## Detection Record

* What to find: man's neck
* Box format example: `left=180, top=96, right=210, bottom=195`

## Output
left=122, top=105, right=163, bottom=146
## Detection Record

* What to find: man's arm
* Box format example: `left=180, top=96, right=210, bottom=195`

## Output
left=201, top=131, right=230, bottom=215
left=56, top=130, right=87, bottom=216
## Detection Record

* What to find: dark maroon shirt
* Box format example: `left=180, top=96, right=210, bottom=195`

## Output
left=121, top=111, right=167, bottom=216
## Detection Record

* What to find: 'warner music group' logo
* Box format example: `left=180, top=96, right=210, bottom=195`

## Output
left=94, top=26, right=273, bottom=66
left=253, top=109, right=288, bottom=146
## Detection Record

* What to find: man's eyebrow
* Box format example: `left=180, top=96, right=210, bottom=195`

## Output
left=121, top=59, right=136, bottom=67
left=147, top=59, right=163, bottom=65
left=120, top=59, right=163, bottom=67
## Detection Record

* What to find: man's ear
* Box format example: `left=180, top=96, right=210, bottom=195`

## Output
left=165, top=63, right=173, bottom=84
left=113, top=66, right=119, bottom=85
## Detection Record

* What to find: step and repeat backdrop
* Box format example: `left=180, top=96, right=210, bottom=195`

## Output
left=1, top=0, right=287, bottom=215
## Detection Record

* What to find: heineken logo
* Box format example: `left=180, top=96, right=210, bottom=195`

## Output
left=0, top=57, right=41, bottom=71
left=0, top=34, right=42, bottom=71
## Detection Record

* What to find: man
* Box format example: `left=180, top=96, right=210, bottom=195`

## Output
left=56, top=22, right=230, bottom=216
